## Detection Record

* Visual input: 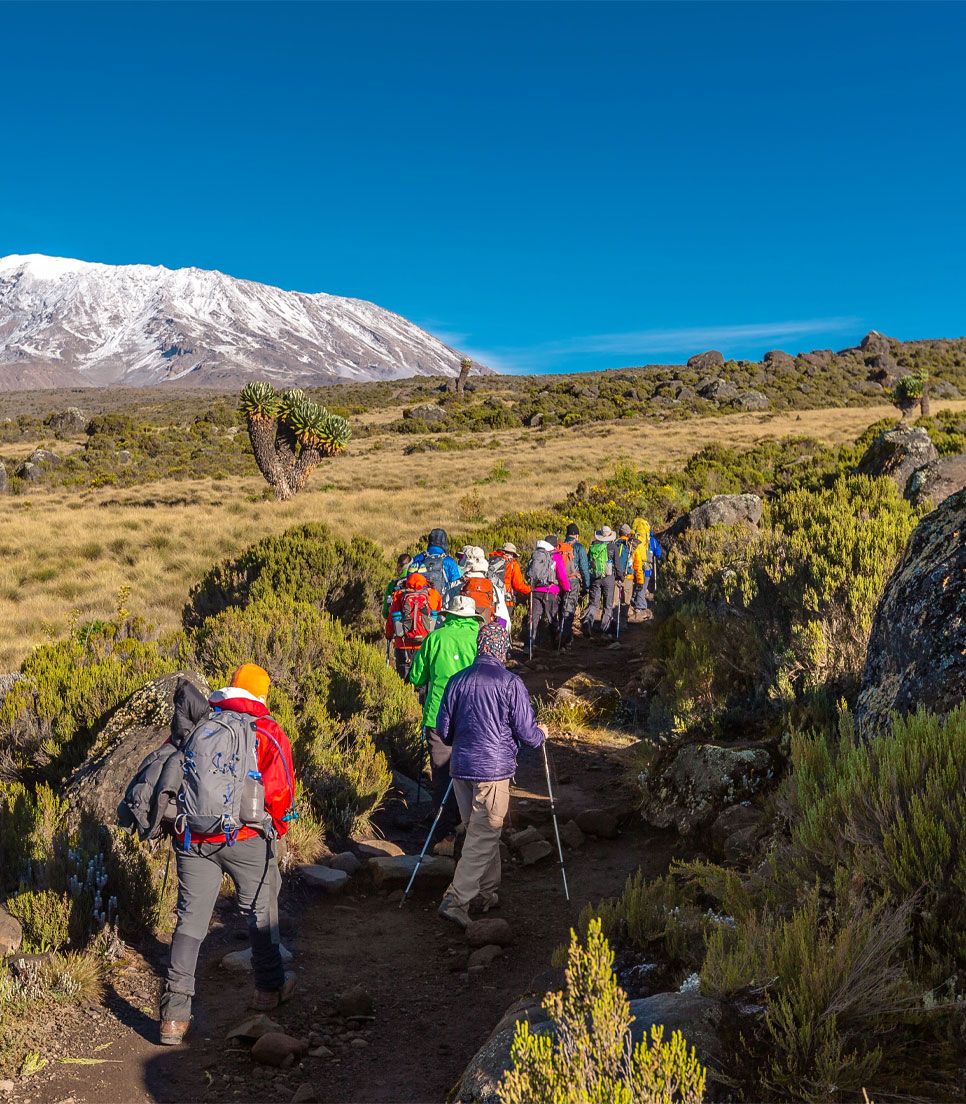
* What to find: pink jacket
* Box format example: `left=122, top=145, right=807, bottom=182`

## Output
left=533, top=543, right=572, bottom=596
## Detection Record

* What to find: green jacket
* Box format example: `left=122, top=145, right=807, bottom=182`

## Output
left=409, top=615, right=480, bottom=727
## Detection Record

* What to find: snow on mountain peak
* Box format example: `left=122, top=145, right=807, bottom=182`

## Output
left=0, top=253, right=486, bottom=390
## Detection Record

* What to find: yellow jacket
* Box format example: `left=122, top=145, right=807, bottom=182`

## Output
left=631, top=517, right=650, bottom=584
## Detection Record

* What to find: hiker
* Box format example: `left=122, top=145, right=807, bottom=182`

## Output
left=613, top=524, right=636, bottom=632
left=160, top=664, right=296, bottom=1046
left=459, top=545, right=510, bottom=626
left=487, top=543, right=531, bottom=618
left=629, top=517, right=662, bottom=620
left=410, top=528, right=462, bottom=606
left=558, top=524, right=590, bottom=650
left=382, top=553, right=413, bottom=620
left=436, top=623, right=547, bottom=928
left=386, top=569, right=443, bottom=678
left=524, top=536, right=571, bottom=649
left=409, top=596, right=484, bottom=845
left=581, top=526, right=623, bottom=638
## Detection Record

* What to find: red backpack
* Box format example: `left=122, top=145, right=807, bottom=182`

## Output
left=400, top=588, right=433, bottom=643
left=557, top=541, right=578, bottom=582
left=462, top=576, right=494, bottom=623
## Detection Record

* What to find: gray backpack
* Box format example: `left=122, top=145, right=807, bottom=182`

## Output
left=486, top=554, right=508, bottom=593
left=179, top=709, right=269, bottom=844
left=525, top=547, right=557, bottom=588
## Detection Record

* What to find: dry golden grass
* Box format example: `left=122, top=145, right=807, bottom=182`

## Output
left=1, top=400, right=962, bottom=671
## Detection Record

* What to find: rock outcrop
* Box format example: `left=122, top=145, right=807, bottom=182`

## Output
left=696, top=377, right=738, bottom=402
left=681, top=493, right=763, bottom=531
left=731, top=389, right=769, bottom=411
left=857, top=426, right=938, bottom=490
left=686, top=350, right=725, bottom=371
left=856, top=489, right=966, bottom=734
left=65, top=671, right=208, bottom=825
left=904, top=455, right=966, bottom=508
left=639, top=743, right=775, bottom=834
left=44, top=407, right=88, bottom=434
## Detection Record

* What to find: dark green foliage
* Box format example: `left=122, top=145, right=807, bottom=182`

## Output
left=183, top=522, right=390, bottom=635
left=916, top=408, right=966, bottom=456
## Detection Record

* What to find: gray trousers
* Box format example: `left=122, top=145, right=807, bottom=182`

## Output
left=582, top=576, right=617, bottom=634
left=161, top=835, right=283, bottom=1021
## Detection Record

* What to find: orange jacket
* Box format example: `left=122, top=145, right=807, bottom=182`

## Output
left=490, top=552, right=531, bottom=601
left=386, top=572, right=443, bottom=648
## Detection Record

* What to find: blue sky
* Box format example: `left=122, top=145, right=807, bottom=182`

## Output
left=2, top=1, right=963, bottom=374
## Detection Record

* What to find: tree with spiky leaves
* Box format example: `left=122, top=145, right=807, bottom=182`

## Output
left=456, top=356, right=472, bottom=395
left=240, top=382, right=351, bottom=500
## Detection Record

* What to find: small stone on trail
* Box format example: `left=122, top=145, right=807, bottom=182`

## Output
left=225, top=1013, right=281, bottom=1040
left=350, top=1038, right=369, bottom=1049
left=308, top=1046, right=334, bottom=1059
left=250, top=1032, right=309, bottom=1067
left=520, top=840, right=553, bottom=865
left=328, top=852, right=362, bottom=875
left=433, top=837, right=456, bottom=857
left=221, top=944, right=293, bottom=971
left=559, top=820, right=585, bottom=849
left=386, top=888, right=405, bottom=904
left=468, top=944, right=505, bottom=969
left=300, top=865, right=349, bottom=894
left=368, top=854, right=455, bottom=889
left=508, top=826, right=543, bottom=851
left=355, top=839, right=405, bottom=858
left=337, top=985, right=374, bottom=1018
left=466, top=918, right=513, bottom=948
left=0, top=1081, right=14, bottom=1094
left=575, top=808, right=620, bottom=839
left=291, top=1084, right=318, bottom=1103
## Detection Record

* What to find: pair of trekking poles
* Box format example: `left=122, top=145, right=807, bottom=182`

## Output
left=400, top=740, right=570, bottom=907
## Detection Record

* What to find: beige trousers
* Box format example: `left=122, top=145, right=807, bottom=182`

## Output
left=446, top=778, right=510, bottom=907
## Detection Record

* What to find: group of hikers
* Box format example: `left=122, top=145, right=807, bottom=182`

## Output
left=148, top=520, right=661, bottom=1044
left=382, top=521, right=663, bottom=679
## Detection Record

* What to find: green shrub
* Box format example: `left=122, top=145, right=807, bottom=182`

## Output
left=500, top=918, right=706, bottom=1104
left=184, top=522, right=390, bottom=634
left=6, top=889, right=72, bottom=953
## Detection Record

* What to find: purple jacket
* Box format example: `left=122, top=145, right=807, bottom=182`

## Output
left=437, top=656, right=544, bottom=781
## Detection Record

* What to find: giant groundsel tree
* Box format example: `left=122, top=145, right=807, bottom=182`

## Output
left=240, top=382, right=351, bottom=500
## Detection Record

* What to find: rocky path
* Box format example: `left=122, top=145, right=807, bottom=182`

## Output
left=19, top=622, right=689, bottom=1104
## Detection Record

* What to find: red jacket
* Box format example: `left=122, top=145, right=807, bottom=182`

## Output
left=489, top=552, right=531, bottom=602
left=182, top=690, right=296, bottom=843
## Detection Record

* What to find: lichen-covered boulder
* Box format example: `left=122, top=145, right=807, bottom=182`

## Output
left=682, top=493, right=763, bottom=531
left=686, top=350, right=724, bottom=371
left=639, top=743, right=775, bottom=834
left=731, top=389, right=769, bottom=411
left=65, top=671, right=208, bottom=825
left=856, top=489, right=966, bottom=735
left=905, top=454, right=966, bottom=508
left=857, top=426, right=938, bottom=490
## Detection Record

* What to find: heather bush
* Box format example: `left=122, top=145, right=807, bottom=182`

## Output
left=6, top=889, right=73, bottom=953
left=183, top=522, right=390, bottom=634
left=500, top=919, right=706, bottom=1104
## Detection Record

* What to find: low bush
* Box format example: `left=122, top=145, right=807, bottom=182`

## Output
left=184, top=522, right=390, bottom=635
left=500, top=918, right=706, bottom=1104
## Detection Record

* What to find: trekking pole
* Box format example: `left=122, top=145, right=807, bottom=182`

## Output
left=415, top=726, right=427, bottom=807
left=386, top=639, right=391, bottom=669
left=615, top=586, right=621, bottom=642
left=528, top=592, right=534, bottom=662
left=541, top=743, right=570, bottom=902
left=400, top=779, right=453, bottom=907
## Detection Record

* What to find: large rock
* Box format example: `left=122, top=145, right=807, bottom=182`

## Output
left=16, top=461, right=42, bottom=483
left=686, top=350, right=724, bottom=371
left=762, top=349, right=795, bottom=369
left=856, top=489, right=966, bottom=735
left=857, top=426, right=938, bottom=490
left=452, top=990, right=722, bottom=1103
left=27, top=447, right=63, bottom=467
left=44, top=408, right=87, bottom=435
left=554, top=672, right=621, bottom=718
left=0, top=905, right=23, bottom=955
left=905, top=454, right=966, bottom=508
left=639, top=743, right=775, bottom=834
left=683, top=493, right=763, bottom=531
left=860, top=330, right=894, bottom=357
left=801, top=349, right=833, bottom=369
left=731, top=389, right=769, bottom=411
left=574, top=808, right=620, bottom=839
left=299, top=865, right=349, bottom=894
left=65, top=672, right=209, bottom=825
left=368, top=854, right=454, bottom=889
left=696, top=378, right=738, bottom=402
left=404, top=404, right=447, bottom=424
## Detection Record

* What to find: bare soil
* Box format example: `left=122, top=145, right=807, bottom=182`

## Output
left=17, top=622, right=692, bottom=1104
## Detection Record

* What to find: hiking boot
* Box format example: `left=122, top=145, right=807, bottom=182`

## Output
left=250, top=970, right=296, bottom=1012
left=438, top=897, right=471, bottom=930
left=160, top=1019, right=189, bottom=1046
left=479, top=892, right=500, bottom=913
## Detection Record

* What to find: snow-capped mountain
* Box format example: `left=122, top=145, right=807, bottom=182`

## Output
left=0, top=254, right=487, bottom=389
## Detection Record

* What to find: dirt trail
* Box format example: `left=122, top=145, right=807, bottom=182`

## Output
left=23, top=622, right=688, bottom=1104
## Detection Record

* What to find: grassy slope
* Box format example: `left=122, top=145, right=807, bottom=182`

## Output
left=2, top=398, right=964, bottom=671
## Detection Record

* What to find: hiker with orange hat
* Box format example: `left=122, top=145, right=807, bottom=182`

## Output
left=160, top=663, right=296, bottom=1046
left=386, top=568, right=443, bottom=679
